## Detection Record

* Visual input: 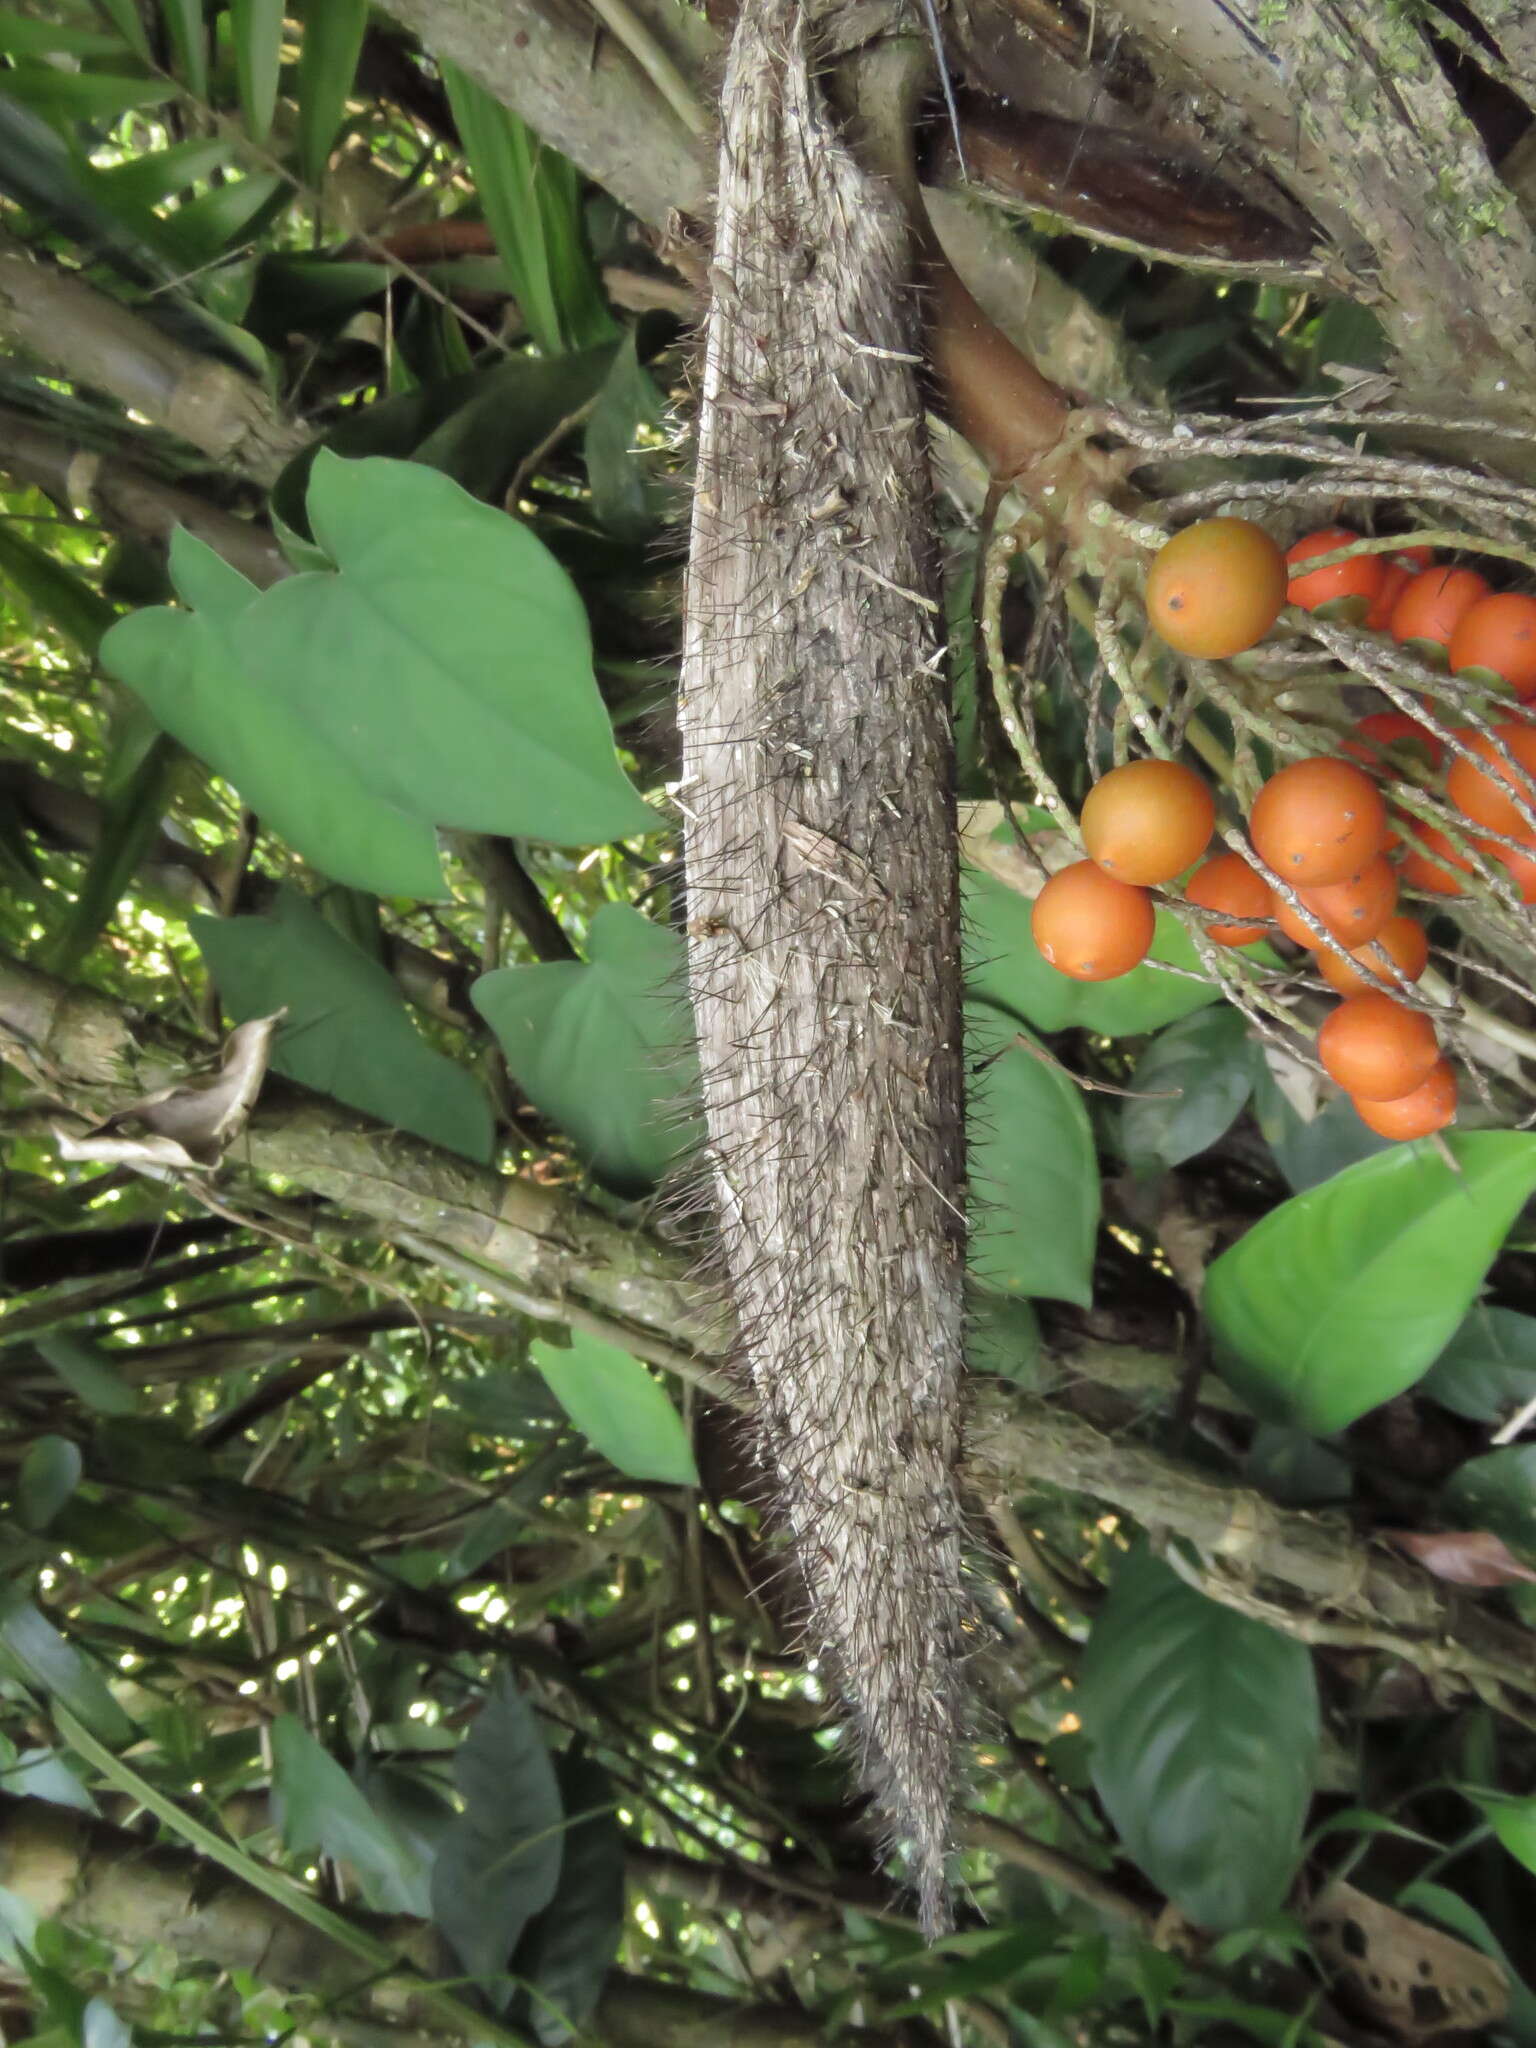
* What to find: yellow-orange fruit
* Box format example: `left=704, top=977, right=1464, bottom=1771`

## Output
left=1081, top=759, right=1215, bottom=884
left=1145, top=519, right=1287, bottom=659
left=1445, top=723, right=1536, bottom=841
left=1399, top=818, right=1472, bottom=896
left=1353, top=1061, right=1457, bottom=1140
left=1185, top=851, right=1272, bottom=946
left=1250, top=758, right=1388, bottom=887
left=1032, top=860, right=1156, bottom=981
left=1272, top=856, right=1397, bottom=951
left=1318, top=914, right=1431, bottom=998
left=1318, top=993, right=1440, bottom=1102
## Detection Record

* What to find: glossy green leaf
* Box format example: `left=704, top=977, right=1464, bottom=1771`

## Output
left=18, top=1437, right=82, bottom=1531
left=1423, top=1304, right=1536, bottom=1424
left=964, top=867, right=1222, bottom=1037
left=432, top=1670, right=564, bottom=2010
left=1121, top=1005, right=1255, bottom=1174
left=101, top=530, right=447, bottom=899
left=243, top=453, right=653, bottom=844
left=192, top=888, right=493, bottom=1162
left=531, top=1333, right=698, bottom=1486
left=967, top=1001, right=1098, bottom=1305
left=1207, top=1134, right=1536, bottom=1433
left=159, top=0, right=208, bottom=98
left=511, top=1753, right=625, bottom=2044
left=271, top=1716, right=429, bottom=1915
left=0, top=1597, right=133, bottom=1746
left=230, top=0, right=284, bottom=141
left=35, top=1332, right=138, bottom=1416
left=0, top=521, right=116, bottom=657
left=473, top=902, right=700, bottom=1194
left=296, top=0, right=368, bottom=185
left=1442, top=1444, right=1536, bottom=1555
left=1079, top=1546, right=1318, bottom=1930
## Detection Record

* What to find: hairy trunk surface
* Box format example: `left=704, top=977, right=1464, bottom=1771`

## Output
left=678, top=0, right=969, bottom=1930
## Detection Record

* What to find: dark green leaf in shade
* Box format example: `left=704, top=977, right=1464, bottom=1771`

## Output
left=1079, top=1545, right=1318, bottom=1930
left=967, top=1001, right=1099, bottom=1306
left=296, top=0, right=369, bottom=186
left=1207, top=1134, right=1536, bottom=1433
left=34, top=1332, right=138, bottom=1416
left=270, top=1716, right=431, bottom=1916
left=511, top=1753, right=625, bottom=2043
left=191, top=888, right=494, bottom=1162
left=18, top=1436, right=82, bottom=1531
left=431, top=1670, right=565, bottom=2011
left=1, top=69, right=172, bottom=124
left=1423, top=1304, right=1536, bottom=1424
left=1442, top=1444, right=1536, bottom=1557
left=1244, top=1425, right=1353, bottom=1508
left=1120, top=1005, right=1255, bottom=1174
left=473, top=901, right=700, bottom=1194
left=584, top=331, right=665, bottom=541
left=44, top=732, right=180, bottom=975
left=0, top=1596, right=134, bottom=1746
left=159, top=0, right=208, bottom=98
left=230, top=0, right=284, bottom=142
left=100, top=529, right=447, bottom=900
left=1251, top=1071, right=1392, bottom=1192
left=243, top=453, right=653, bottom=844
left=964, top=1292, right=1042, bottom=1385
left=530, top=1333, right=699, bottom=1486
left=0, top=520, right=116, bottom=657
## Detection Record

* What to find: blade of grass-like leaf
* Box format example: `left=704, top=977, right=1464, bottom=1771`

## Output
left=87, top=0, right=150, bottom=58
left=54, top=1706, right=534, bottom=2048
left=44, top=732, right=180, bottom=975
left=441, top=62, right=561, bottom=354
left=296, top=0, right=368, bottom=187
left=0, top=521, right=116, bottom=658
left=230, top=0, right=285, bottom=143
left=159, top=0, right=208, bottom=99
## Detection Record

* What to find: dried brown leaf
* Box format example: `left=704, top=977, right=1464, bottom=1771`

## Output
left=1309, top=1879, right=1509, bottom=2038
left=1382, top=1527, right=1536, bottom=1587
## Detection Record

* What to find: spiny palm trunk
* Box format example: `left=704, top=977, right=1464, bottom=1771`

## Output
left=678, top=0, right=969, bottom=1930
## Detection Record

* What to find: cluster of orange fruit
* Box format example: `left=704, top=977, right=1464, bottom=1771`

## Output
left=1025, top=514, right=1536, bottom=1142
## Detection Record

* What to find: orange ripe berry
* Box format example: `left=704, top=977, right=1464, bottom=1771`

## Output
left=1365, top=561, right=1416, bottom=633
left=1285, top=526, right=1386, bottom=618
left=1445, top=722, right=1536, bottom=841
left=1342, top=709, right=1444, bottom=775
left=1185, top=850, right=1272, bottom=946
left=1081, top=759, right=1215, bottom=885
left=1249, top=757, right=1388, bottom=887
left=1145, top=518, right=1288, bottom=659
left=1399, top=818, right=1472, bottom=896
left=1448, top=593, right=1536, bottom=700
left=1389, top=566, right=1491, bottom=654
left=1477, top=835, right=1536, bottom=903
left=1272, top=855, right=1397, bottom=950
left=1353, top=1060, right=1457, bottom=1140
left=1319, top=913, right=1431, bottom=997
left=1318, top=993, right=1440, bottom=1102
left=1032, top=861, right=1156, bottom=982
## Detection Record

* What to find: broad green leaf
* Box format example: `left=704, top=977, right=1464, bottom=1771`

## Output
left=159, top=0, right=208, bottom=98
left=1207, top=1134, right=1536, bottom=1434
left=1423, top=1304, right=1536, bottom=1423
left=1121, top=1005, right=1255, bottom=1174
left=0, top=521, right=116, bottom=657
left=584, top=331, right=664, bottom=541
left=191, top=888, right=494, bottom=1163
left=511, top=1754, right=625, bottom=2044
left=473, top=901, right=700, bottom=1194
left=964, top=1293, right=1042, bottom=1385
left=1442, top=1444, right=1536, bottom=1555
left=432, top=1670, right=565, bottom=2011
left=18, top=1437, right=82, bottom=1531
left=1244, top=1425, right=1352, bottom=1507
left=531, top=1333, right=698, bottom=1486
left=243, top=453, right=653, bottom=845
left=1, top=1745, right=97, bottom=1813
left=967, top=1002, right=1098, bottom=1305
left=101, top=531, right=447, bottom=899
left=1251, top=1073, right=1391, bottom=1192
left=0, top=1597, right=133, bottom=1746
left=271, top=1716, right=430, bottom=1916
left=34, top=1332, right=138, bottom=1416
left=230, top=0, right=284, bottom=142
left=296, top=0, right=368, bottom=185
left=1079, top=1546, right=1318, bottom=1930
left=964, top=867, right=1223, bottom=1037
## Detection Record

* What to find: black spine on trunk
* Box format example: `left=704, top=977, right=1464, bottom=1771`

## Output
left=678, top=0, right=970, bottom=1930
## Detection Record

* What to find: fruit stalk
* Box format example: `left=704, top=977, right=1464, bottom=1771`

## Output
left=677, top=0, right=969, bottom=1931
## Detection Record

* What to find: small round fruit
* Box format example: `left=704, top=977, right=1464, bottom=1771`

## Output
left=1145, top=518, right=1288, bottom=659
left=1399, top=818, right=1472, bottom=896
left=1389, top=565, right=1491, bottom=654
left=1318, top=993, right=1440, bottom=1102
left=1032, top=861, right=1156, bottom=981
left=1448, top=592, right=1536, bottom=699
left=1272, top=855, right=1397, bottom=950
left=1353, top=1060, right=1457, bottom=1140
left=1319, top=913, right=1431, bottom=997
left=1249, top=757, right=1389, bottom=887
left=1081, top=758, right=1215, bottom=884
left=1365, top=561, right=1416, bottom=633
left=1185, top=850, right=1272, bottom=946
left=1477, top=835, right=1536, bottom=904
left=1388, top=545, right=1435, bottom=573
left=1342, top=709, right=1444, bottom=774
left=1445, top=722, right=1536, bottom=840
left=1286, top=526, right=1385, bottom=618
